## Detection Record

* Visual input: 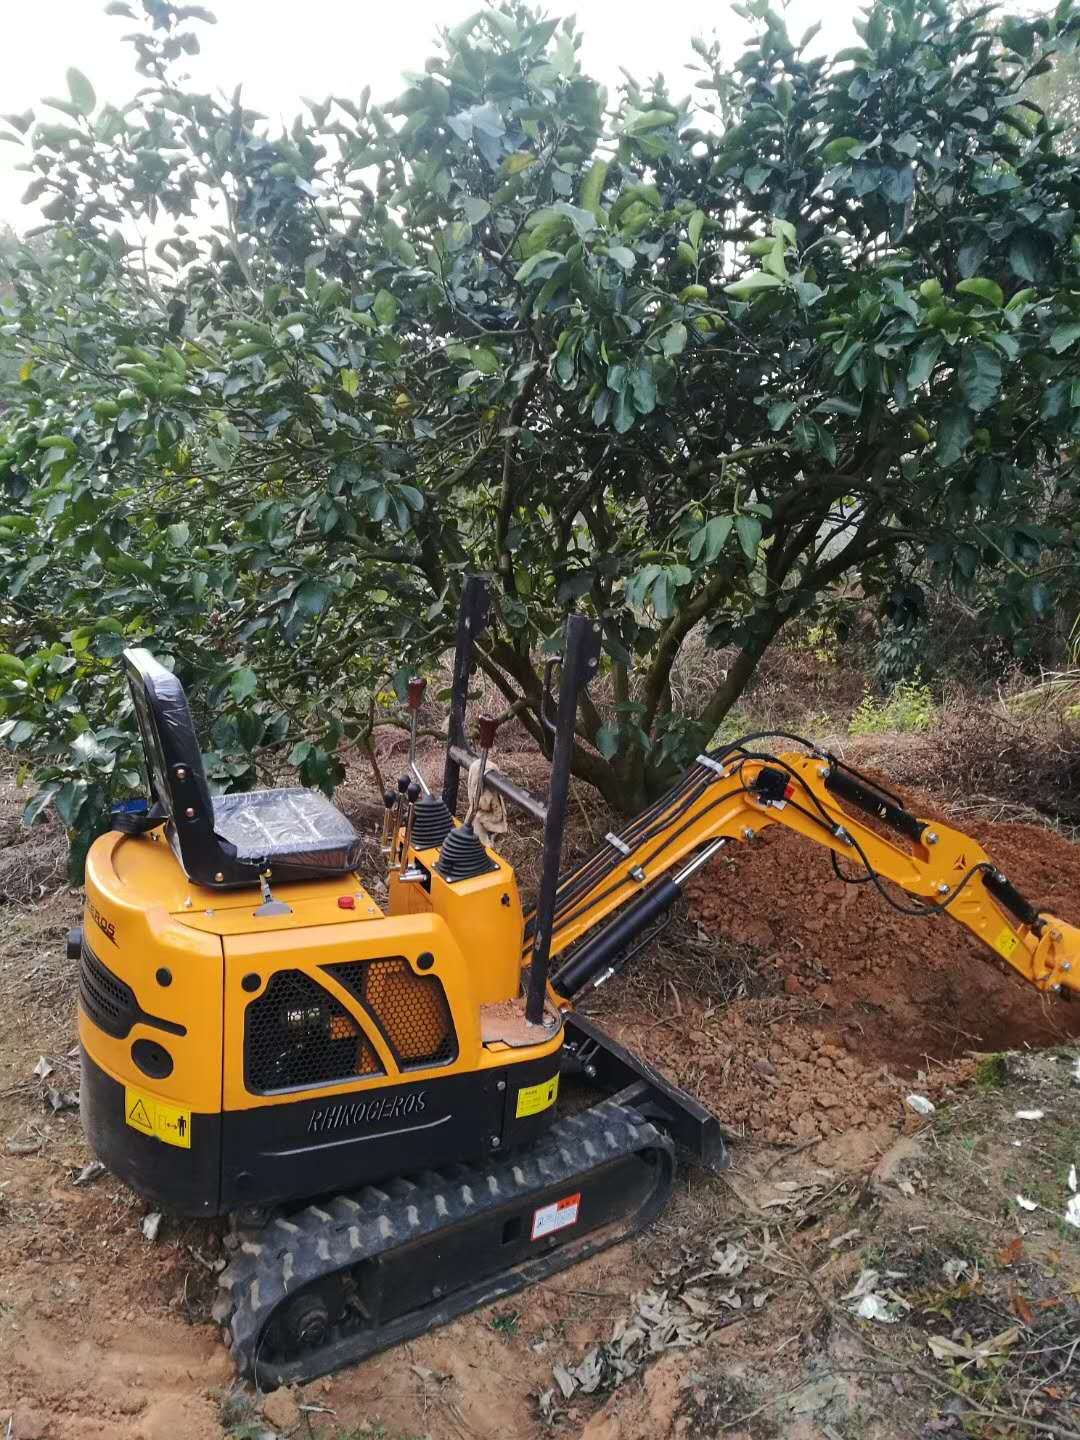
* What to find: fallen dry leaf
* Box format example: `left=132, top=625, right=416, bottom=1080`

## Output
left=997, top=1236, right=1024, bottom=1267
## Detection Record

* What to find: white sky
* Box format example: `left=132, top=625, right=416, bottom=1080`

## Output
left=0, top=0, right=862, bottom=228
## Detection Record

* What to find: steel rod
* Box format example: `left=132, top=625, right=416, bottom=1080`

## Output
left=448, top=744, right=548, bottom=823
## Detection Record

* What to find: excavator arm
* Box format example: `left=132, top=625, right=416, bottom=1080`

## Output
left=527, top=743, right=1080, bottom=1004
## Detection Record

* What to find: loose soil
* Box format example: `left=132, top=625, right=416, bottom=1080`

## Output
left=589, top=793, right=1080, bottom=1148
left=1, top=747, right=1078, bottom=1440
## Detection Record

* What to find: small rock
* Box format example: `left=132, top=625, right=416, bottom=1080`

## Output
left=13, top=1404, right=48, bottom=1439
left=261, top=1387, right=301, bottom=1431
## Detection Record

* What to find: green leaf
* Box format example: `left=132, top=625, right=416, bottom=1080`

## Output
left=688, top=210, right=705, bottom=252
left=623, top=108, right=677, bottom=137
left=373, top=288, right=399, bottom=326
left=955, top=277, right=1004, bottom=308
left=23, top=785, right=59, bottom=827
left=612, top=388, right=636, bottom=433
left=66, top=67, right=96, bottom=117
left=515, top=249, right=561, bottom=283
left=936, top=406, right=973, bottom=466
left=630, top=361, right=657, bottom=414
left=1008, top=234, right=1039, bottom=284
left=579, top=159, right=610, bottom=216
left=690, top=514, right=733, bottom=563
left=662, top=323, right=688, bottom=357
left=294, top=579, right=331, bottom=616
left=1050, top=323, right=1080, bottom=354
left=229, top=667, right=258, bottom=702
left=461, top=196, right=490, bottom=223
left=551, top=202, right=598, bottom=238
left=767, top=400, right=796, bottom=430
left=959, top=344, right=1002, bottom=414
left=822, top=136, right=859, bottom=163
left=341, top=368, right=360, bottom=397
left=907, top=336, right=942, bottom=389
left=166, top=521, right=190, bottom=547
left=734, top=515, right=762, bottom=565
left=595, top=724, right=620, bottom=760
left=724, top=270, right=784, bottom=298
left=608, top=244, right=636, bottom=272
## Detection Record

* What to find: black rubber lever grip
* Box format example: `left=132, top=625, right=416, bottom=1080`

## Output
left=823, top=764, right=925, bottom=844
left=551, top=876, right=681, bottom=998
left=984, top=868, right=1043, bottom=932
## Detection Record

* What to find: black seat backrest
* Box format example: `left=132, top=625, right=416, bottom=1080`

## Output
left=123, top=648, right=248, bottom=888
left=124, top=648, right=213, bottom=823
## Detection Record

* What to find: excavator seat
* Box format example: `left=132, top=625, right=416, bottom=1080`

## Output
left=122, top=647, right=361, bottom=889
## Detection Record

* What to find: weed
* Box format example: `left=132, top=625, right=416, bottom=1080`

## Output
left=490, top=1307, right=520, bottom=1336
left=849, top=679, right=936, bottom=736
left=214, top=1387, right=263, bottom=1439
left=975, top=1053, right=1008, bottom=1088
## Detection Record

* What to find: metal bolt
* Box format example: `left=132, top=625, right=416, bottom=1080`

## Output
left=742, top=827, right=755, bottom=841
left=206, top=908, right=214, bottom=918
left=1062, top=962, right=1072, bottom=973
left=490, top=1135, right=500, bottom=1149
left=183, top=898, right=192, bottom=909
left=818, top=766, right=828, bottom=779
left=175, top=766, right=187, bottom=781
left=938, top=883, right=950, bottom=895
left=432, top=1285, right=443, bottom=1298
left=215, top=871, right=224, bottom=883
left=1052, top=929, right=1064, bottom=943
left=1054, top=983, right=1063, bottom=993
left=925, top=831, right=938, bottom=845
left=184, top=806, right=195, bottom=819
left=496, top=1079, right=506, bottom=1092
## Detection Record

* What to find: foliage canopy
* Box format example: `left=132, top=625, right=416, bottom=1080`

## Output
left=2, top=0, right=1080, bottom=866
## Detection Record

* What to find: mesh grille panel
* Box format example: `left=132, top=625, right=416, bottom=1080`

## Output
left=245, top=970, right=383, bottom=1094
left=80, top=942, right=137, bottom=1039
left=326, top=958, right=456, bottom=1069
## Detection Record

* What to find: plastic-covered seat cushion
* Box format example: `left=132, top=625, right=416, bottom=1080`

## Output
left=211, top=788, right=361, bottom=873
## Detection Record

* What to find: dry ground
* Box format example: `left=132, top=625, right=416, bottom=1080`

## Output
left=1, top=725, right=1078, bottom=1440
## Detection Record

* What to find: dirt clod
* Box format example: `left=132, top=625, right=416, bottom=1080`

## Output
left=260, top=1387, right=301, bottom=1432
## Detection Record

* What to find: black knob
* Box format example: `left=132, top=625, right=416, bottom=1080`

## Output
left=383, top=789, right=396, bottom=809
left=397, top=774, right=411, bottom=793
left=407, top=782, right=421, bottom=804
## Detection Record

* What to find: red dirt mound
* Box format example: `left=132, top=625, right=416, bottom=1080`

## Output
left=588, top=795, right=1080, bottom=1146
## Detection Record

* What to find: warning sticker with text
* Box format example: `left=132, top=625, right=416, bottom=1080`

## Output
left=993, top=926, right=1020, bottom=961
left=515, top=1073, right=559, bottom=1119
left=531, top=1192, right=581, bottom=1241
left=125, top=1085, right=192, bottom=1149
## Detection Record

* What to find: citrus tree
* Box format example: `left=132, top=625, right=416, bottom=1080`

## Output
left=3, top=0, right=1080, bottom=869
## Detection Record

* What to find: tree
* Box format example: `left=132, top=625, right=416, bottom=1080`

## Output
left=2, top=0, right=1080, bottom=868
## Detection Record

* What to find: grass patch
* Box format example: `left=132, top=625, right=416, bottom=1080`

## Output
left=974, top=1053, right=1008, bottom=1088
left=490, top=1307, right=520, bottom=1336
left=849, top=679, right=936, bottom=736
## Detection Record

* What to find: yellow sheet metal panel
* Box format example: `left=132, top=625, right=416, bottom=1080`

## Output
left=80, top=832, right=225, bottom=1114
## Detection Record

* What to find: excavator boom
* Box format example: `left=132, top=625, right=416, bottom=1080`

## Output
left=529, top=746, right=1080, bottom=1005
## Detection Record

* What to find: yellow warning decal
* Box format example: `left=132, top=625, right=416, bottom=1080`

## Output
left=516, top=1073, right=559, bottom=1119
left=994, top=927, right=1020, bottom=961
left=125, top=1085, right=191, bottom=1149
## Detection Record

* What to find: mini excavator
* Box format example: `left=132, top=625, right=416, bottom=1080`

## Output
left=72, top=578, right=1080, bottom=1388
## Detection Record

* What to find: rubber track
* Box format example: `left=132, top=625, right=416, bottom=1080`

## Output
left=216, top=1099, right=673, bottom=1388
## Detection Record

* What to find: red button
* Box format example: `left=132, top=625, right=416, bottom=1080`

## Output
left=337, top=896, right=356, bottom=910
